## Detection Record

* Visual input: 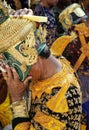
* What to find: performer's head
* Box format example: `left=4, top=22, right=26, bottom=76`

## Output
left=0, top=1, right=50, bottom=81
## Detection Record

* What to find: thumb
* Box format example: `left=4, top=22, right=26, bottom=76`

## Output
left=24, top=76, right=32, bottom=88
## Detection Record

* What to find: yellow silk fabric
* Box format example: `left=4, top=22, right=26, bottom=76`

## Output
left=0, top=93, right=12, bottom=127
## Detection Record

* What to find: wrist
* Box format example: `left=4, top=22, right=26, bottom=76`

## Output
left=11, top=97, right=23, bottom=103
left=10, top=99, right=29, bottom=119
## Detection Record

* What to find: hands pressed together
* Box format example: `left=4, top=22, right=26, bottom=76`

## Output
left=0, top=8, right=33, bottom=103
left=1, top=64, right=32, bottom=103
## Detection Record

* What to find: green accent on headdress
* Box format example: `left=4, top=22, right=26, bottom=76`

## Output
left=0, top=2, right=9, bottom=24
left=37, top=42, right=46, bottom=55
left=3, top=52, right=31, bottom=81
left=2, top=42, right=46, bottom=81
left=0, top=2, right=47, bottom=81
left=0, top=9, right=9, bottom=24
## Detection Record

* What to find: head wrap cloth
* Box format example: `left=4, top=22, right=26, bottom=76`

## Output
left=0, top=2, right=47, bottom=81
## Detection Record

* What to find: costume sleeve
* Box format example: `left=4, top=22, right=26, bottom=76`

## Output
left=12, top=117, right=30, bottom=130
left=11, top=99, right=31, bottom=130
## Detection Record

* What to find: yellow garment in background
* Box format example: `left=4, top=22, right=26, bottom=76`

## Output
left=0, top=93, right=12, bottom=127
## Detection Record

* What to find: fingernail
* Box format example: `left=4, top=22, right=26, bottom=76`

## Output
left=12, top=68, right=16, bottom=72
left=0, top=66, right=6, bottom=72
left=6, top=65, right=9, bottom=68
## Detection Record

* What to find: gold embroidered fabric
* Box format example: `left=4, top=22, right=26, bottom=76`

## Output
left=30, top=58, right=80, bottom=100
left=50, top=32, right=77, bottom=56
left=46, top=89, right=69, bottom=113
left=50, top=36, right=72, bottom=56
left=13, top=58, right=81, bottom=130
left=30, top=58, right=80, bottom=114
left=34, top=110, right=66, bottom=130
left=14, top=122, right=30, bottom=130
left=0, top=93, right=12, bottom=127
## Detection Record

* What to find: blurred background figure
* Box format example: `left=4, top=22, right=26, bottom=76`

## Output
left=80, top=0, right=89, bottom=27
left=20, top=0, right=29, bottom=8
left=54, top=0, right=80, bottom=36
left=2, top=0, right=16, bottom=9
left=0, top=1, right=82, bottom=130
left=51, top=2, right=89, bottom=130
left=2, top=0, right=30, bottom=10
left=30, top=0, right=40, bottom=10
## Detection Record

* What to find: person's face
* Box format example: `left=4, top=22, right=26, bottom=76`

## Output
left=46, top=0, right=58, bottom=7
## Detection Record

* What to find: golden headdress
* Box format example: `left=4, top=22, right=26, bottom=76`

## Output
left=0, top=1, right=47, bottom=81
left=59, top=3, right=86, bottom=30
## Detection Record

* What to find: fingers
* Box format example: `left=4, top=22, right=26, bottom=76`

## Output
left=2, top=65, right=12, bottom=81
left=24, top=76, right=32, bottom=89
left=1, top=64, right=19, bottom=81
left=0, top=66, right=6, bottom=72
left=11, top=68, right=20, bottom=80
left=6, top=65, right=13, bottom=80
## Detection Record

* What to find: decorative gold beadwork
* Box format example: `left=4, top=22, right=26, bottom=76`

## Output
left=7, top=29, right=38, bottom=67
left=0, top=18, right=34, bottom=52
left=11, top=99, right=29, bottom=118
left=0, top=1, right=8, bottom=15
left=36, top=25, right=47, bottom=44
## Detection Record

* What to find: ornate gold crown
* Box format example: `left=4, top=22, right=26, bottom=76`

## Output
left=0, top=1, right=47, bottom=81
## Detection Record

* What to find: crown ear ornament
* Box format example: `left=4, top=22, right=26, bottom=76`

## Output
left=0, top=0, right=14, bottom=24
left=5, top=1, right=14, bottom=13
left=36, top=25, right=47, bottom=44
left=0, top=0, right=8, bottom=15
left=0, top=0, right=13, bottom=14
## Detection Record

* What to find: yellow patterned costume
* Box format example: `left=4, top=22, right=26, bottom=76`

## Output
left=13, top=58, right=82, bottom=130
left=0, top=2, right=82, bottom=130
